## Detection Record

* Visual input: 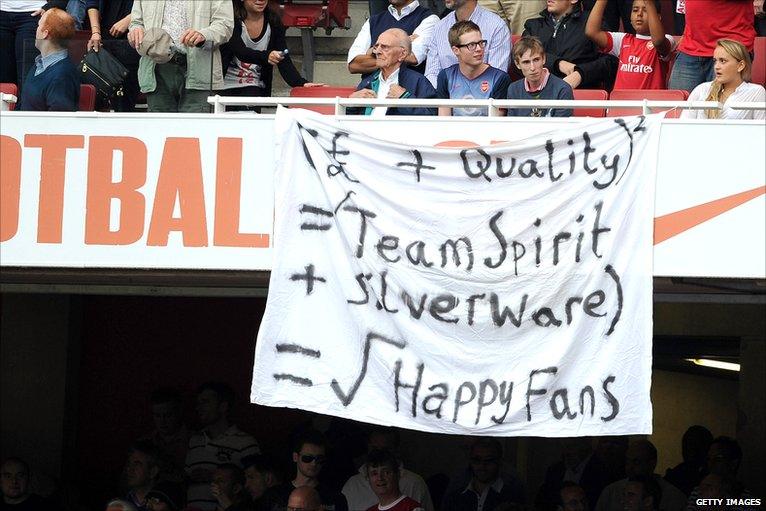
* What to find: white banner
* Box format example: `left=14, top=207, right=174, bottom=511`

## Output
left=251, top=109, right=661, bottom=436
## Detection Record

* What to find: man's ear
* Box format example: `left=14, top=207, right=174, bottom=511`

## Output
left=452, top=45, right=460, bottom=58
left=150, top=465, right=160, bottom=481
left=264, top=472, right=275, bottom=487
left=292, top=452, right=299, bottom=463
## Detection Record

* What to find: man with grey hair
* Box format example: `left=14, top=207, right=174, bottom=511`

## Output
left=349, top=28, right=436, bottom=115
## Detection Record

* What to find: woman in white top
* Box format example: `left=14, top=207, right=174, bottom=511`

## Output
left=681, top=39, right=765, bottom=120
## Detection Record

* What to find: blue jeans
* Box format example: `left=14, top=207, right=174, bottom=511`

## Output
left=668, top=51, right=715, bottom=93
left=0, top=9, right=40, bottom=88
left=66, top=0, right=87, bottom=29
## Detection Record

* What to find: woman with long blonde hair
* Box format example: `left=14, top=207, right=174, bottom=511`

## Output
left=681, top=39, right=765, bottom=120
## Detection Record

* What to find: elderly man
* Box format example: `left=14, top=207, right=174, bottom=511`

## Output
left=127, top=0, right=233, bottom=112
left=350, top=28, right=436, bottom=116
left=348, top=0, right=438, bottom=76
left=424, top=0, right=510, bottom=88
left=17, top=7, right=79, bottom=111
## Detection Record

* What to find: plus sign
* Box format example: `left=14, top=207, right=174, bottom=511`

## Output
left=289, top=264, right=327, bottom=295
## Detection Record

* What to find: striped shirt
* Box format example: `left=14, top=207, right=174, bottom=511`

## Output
left=185, top=426, right=260, bottom=510
left=424, top=4, right=511, bottom=87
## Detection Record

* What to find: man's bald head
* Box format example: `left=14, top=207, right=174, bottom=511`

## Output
left=287, top=486, right=322, bottom=511
left=381, top=28, right=411, bottom=54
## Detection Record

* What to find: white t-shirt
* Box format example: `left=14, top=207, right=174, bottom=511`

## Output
left=0, top=1, right=45, bottom=12
left=682, top=81, right=766, bottom=120
left=224, top=21, right=269, bottom=89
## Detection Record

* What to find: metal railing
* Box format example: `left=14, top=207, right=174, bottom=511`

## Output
left=208, top=95, right=766, bottom=116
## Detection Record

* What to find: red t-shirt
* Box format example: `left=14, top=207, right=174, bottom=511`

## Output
left=366, top=496, right=424, bottom=511
left=679, top=0, right=755, bottom=56
left=605, top=32, right=676, bottom=90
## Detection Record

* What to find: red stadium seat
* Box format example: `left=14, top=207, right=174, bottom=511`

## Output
left=607, top=89, right=689, bottom=118
left=79, top=83, right=96, bottom=111
left=752, top=37, right=766, bottom=87
left=1, top=82, right=19, bottom=110
left=572, top=89, right=608, bottom=117
left=289, top=86, right=356, bottom=114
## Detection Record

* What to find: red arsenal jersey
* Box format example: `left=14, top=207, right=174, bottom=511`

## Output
left=605, top=32, right=676, bottom=90
left=679, top=0, right=755, bottom=56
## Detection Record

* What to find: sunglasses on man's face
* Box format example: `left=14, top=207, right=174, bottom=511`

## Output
left=300, top=454, right=327, bottom=464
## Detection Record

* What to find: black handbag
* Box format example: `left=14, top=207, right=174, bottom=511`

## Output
left=79, top=47, right=129, bottom=104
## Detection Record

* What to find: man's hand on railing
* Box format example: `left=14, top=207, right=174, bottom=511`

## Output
left=303, top=83, right=326, bottom=87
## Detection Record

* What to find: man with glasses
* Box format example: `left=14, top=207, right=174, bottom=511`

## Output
left=349, top=28, right=436, bottom=116
left=424, top=0, right=509, bottom=88
left=443, top=438, right=524, bottom=511
left=506, top=35, right=573, bottom=117
left=436, top=20, right=511, bottom=116
left=264, top=430, right=348, bottom=511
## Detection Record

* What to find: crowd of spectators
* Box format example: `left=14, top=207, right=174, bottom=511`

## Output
left=1, top=0, right=764, bottom=117
left=1, top=383, right=760, bottom=511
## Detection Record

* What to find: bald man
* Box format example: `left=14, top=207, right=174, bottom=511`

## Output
left=350, top=28, right=436, bottom=116
left=287, top=486, right=322, bottom=511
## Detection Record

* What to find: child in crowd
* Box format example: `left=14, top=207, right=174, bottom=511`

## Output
left=436, top=21, right=511, bottom=117
left=585, top=0, right=676, bottom=90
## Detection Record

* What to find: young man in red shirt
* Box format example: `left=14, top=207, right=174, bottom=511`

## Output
left=585, top=0, right=676, bottom=90
left=365, top=450, right=424, bottom=511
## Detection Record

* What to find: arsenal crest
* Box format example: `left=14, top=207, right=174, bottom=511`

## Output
left=480, top=80, right=489, bottom=93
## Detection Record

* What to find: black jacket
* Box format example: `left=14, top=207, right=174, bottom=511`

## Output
left=220, top=11, right=307, bottom=96
left=523, top=8, right=617, bottom=89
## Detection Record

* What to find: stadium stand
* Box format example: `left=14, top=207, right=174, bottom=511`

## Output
left=79, top=84, right=96, bottom=111
left=608, top=89, right=689, bottom=118
left=572, top=89, right=608, bottom=117
left=289, top=86, right=356, bottom=114
left=1, top=82, right=19, bottom=111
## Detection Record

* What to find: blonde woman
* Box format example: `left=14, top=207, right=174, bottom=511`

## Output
left=681, top=39, right=765, bottom=120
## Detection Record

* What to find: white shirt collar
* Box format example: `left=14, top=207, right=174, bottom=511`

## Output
left=388, top=0, right=420, bottom=20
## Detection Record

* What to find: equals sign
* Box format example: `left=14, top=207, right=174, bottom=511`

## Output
left=273, top=343, right=322, bottom=386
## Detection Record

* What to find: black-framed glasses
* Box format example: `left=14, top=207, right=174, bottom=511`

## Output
left=300, top=454, right=326, bottom=464
left=456, top=39, right=487, bottom=51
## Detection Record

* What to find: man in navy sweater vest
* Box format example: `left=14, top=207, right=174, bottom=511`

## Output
left=347, top=0, right=438, bottom=76
left=17, top=7, right=79, bottom=111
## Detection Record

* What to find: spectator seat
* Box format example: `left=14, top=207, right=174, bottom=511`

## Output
left=607, top=89, right=689, bottom=118
left=1, top=82, right=19, bottom=110
left=572, top=89, right=608, bottom=117
left=79, top=83, right=96, bottom=111
left=752, top=37, right=766, bottom=87
left=289, top=86, right=357, bottom=114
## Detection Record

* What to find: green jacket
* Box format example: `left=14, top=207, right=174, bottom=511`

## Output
left=129, top=0, right=234, bottom=92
